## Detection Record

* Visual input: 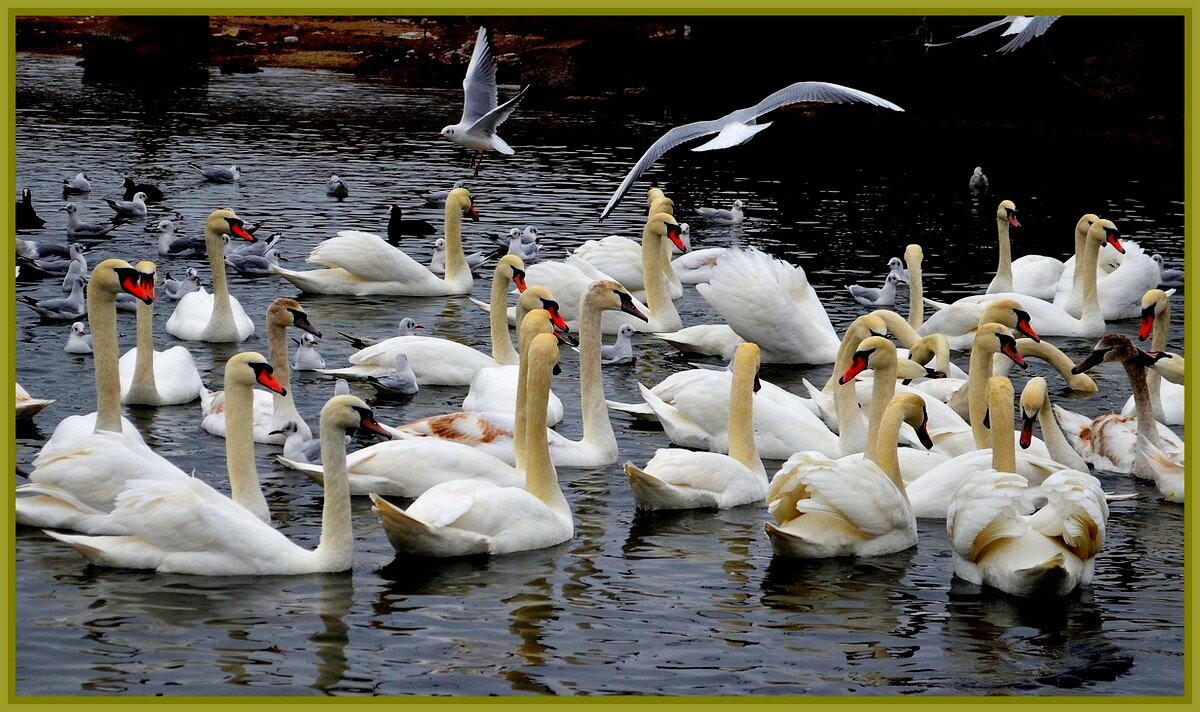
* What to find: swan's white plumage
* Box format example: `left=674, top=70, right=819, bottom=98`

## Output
left=118, top=345, right=204, bottom=405
left=164, top=287, right=255, bottom=341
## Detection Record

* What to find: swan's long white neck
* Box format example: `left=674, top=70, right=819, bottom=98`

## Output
left=727, top=360, right=762, bottom=477
left=577, top=295, right=618, bottom=457
left=824, top=322, right=870, bottom=394
left=442, top=203, right=471, bottom=288
left=313, top=418, right=354, bottom=571
left=490, top=271, right=519, bottom=365
left=267, top=319, right=302, bottom=425
left=990, top=388, right=1016, bottom=473
left=1069, top=222, right=1089, bottom=308
left=993, top=217, right=1013, bottom=292
left=225, top=379, right=271, bottom=523
left=968, top=343, right=997, bottom=450
left=835, top=377, right=866, bottom=456
left=1036, top=397, right=1077, bottom=467
left=524, top=354, right=570, bottom=519
left=205, top=227, right=236, bottom=337
left=642, top=228, right=679, bottom=329
left=868, top=403, right=907, bottom=492
left=87, top=278, right=123, bottom=433
left=865, top=360, right=898, bottom=455
left=1149, top=302, right=1170, bottom=415
left=127, top=297, right=160, bottom=403
left=1124, top=360, right=1162, bottom=449
left=905, top=251, right=923, bottom=329
left=1078, top=234, right=1105, bottom=331
left=874, top=310, right=920, bottom=349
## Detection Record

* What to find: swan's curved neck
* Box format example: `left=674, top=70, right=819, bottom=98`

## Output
left=873, top=310, right=920, bottom=349
left=1036, top=398, right=1077, bottom=466
left=1078, top=235, right=1103, bottom=327
left=314, top=420, right=354, bottom=571
left=127, top=299, right=160, bottom=403
left=864, top=361, right=897, bottom=458
left=993, top=218, right=1013, bottom=291
left=442, top=203, right=470, bottom=285
left=905, top=252, right=923, bottom=329
left=835, top=378, right=866, bottom=455
left=524, top=357, right=569, bottom=518
left=1012, top=339, right=1092, bottom=391
left=513, top=320, right=538, bottom=470
left=577, top=295, right=617, bottom=455
left=225, top=379, right=270, bottom=522
left=1149, top=304, right=1170, bottom=412
left=205, top=228, right=235, bottom=334
left=642, top=228, right=678, bottom=328
left=990, top=390, right=1016, bottom=473
left=824, top=322, right=869, bottom=394
left=1070, top=224, right=1089, bottom=305
left=968, top=345, right=995, bottom=449
left=727, top=360, right=762, bottom=476
left=490, top=273, right=519, bottom=365
left=267, top=319, right=300, bottom=421
left=869, top=403, right=907, bottom=491
left=87, top=280, right=123, bottom=433
left=1124, top=361, right=1161, bottom=448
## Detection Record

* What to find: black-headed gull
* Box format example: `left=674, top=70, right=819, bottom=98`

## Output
left=123, top=177, right=164, bottom=201
left=386, top=204, right=436, bottom=240
left=969, top=166, right=989, bottom=193
left=366, top=353, right=420, bottom=396
left=439, top=26, right=530, bottom=176
left=65, top=321, right=93, bottom=354
left=847, top=271, right=906, bottom=307
left=597, top=323, right=637, bottom=365
left=1152, top=255, right=1183, bottom=288
left=291, top=333, right=327, bottom=371
left=60, top=202, right=117, bottom=238
left=599, top=81, right=902, bottom=220
left=61, top=172, right=91, bottom=195
left=416, top=179, right=467, bottom=205
left=697, top=199, right=745, bottom=225
left=326, top=174, right=349, bottom=200
left=429, top=237, right=501, bottom=275
left=162, top=267, right=203, bottom=300
left=16, top=189, right=46, bottom=229
left=16, top=237, right=72, bottom=261
left=886, top=256, right=910, bottom=282
left=189, top=162, right=241, bottom=183
left=338, top=317, right=424, bottom=349
left=20, top=276, right=87, bottom=320
left=225, top=248, right=283, bottom=277
left=105, top=191, right=148, bottom=218
left=952, top=15, right=1060, bottom=54
left=149, top=219, right=205, bottom=256
left=270, top=421, right=324, bottom=464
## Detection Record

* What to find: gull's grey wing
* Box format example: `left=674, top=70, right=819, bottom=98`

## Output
left=598, top=119, right=726, bottom=221
left=467, top=84, right=530, bottom=136
left=957, top=16, right=1019, bottom=39
left=460, top=26, right=499, bottom=125
left=739, top=81, right=904, bottom=123
left=996, top=16, right=1058, bottom=54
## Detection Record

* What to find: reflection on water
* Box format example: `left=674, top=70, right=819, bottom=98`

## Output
left=15, top=52, right=1183, bottom=696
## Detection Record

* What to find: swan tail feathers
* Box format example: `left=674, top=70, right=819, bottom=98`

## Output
left=922, top=296, right=952, bottom=311
left=370, top=493, right=490, bottom=557
left=605, top=399, right=658, bottom=419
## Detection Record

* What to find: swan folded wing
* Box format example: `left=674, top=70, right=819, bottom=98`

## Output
left=792, top=462, right=913, bottom=538
left=946, top=471, right=1033, bottom=561
left=307, top=231, right=434, bottom=285
left=1032, top=471, right=1107, bottom=558
left=766, top=451, right=833, bottom=524
left=395, top=411, right=515, bottom=446
left=31, top=431, right=188, bottom=511
left=641, top=450, right=756, bottom=497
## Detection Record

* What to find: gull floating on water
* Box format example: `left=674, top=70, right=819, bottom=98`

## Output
left=65, top=321, right=93, bottom=354
left=969, top=166, right=989, bottom=193
left=62, top=172, right=91, bottom=195
left=416, top=179, right=467, bottom=205
left=599, top=81, right=903, bottom=220
left=339, top=317, right=424, bottom=350
left=162, top=268, right=203, bottom=300
left=60, top=202, right=117, bottom=238
left=105, top=191, right=148, bottom=219
left=439, top=26, right=530, bottom=176
left=326, top=174, right=349, bottom=200
left=189, top=162, right=241, bottom=183
left=697, top=199, right=745, bottom=225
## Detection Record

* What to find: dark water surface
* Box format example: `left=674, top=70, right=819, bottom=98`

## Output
left=14, top=53, right=1184, bottom=696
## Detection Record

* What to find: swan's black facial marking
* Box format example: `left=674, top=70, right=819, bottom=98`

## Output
left=288, top=308, right=322, bottom=338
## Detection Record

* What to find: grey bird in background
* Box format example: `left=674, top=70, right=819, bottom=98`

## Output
left=338, top=317, right=423, bottom=350
left=189, top=162, right=241, bottom=183
left=970, top=166, right=989, bottom=193
left=65, top=321, right=93, bottom=354
left=326, top=174, right=349, bottom=200
left=61, top=202, right=117, bottom=238
left=366, top=353, right=420, bottom=397
left=847, top=271, right=906, bottom=307
left=62, top=172, right=91, bottom=195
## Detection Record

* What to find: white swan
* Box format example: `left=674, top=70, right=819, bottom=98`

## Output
left=391, top=281, right=647, bottom=467
left=986, top=199, right=1065, bottom=300
left=572, top=193, right=684, bottom=300
left=1091, top=240, right=1161, bottom=320
left=118, top=261, right=204, bottom=406
left=371, top=332, right=574, bottom=557
left=15, top=260, right=198, bottom=534
left=947, top=466, right=1108, bottom=596
left=1049, top=213, right=1102, bottom=313
left=520, top=212, right=685, bottom=334
left=164, top=209, right=256, bottom=342
left=272, top=188, right=479, bottom=296
left=1060, top=334, right=1183, bottom=500
left=922, top=220, right=1120, bottom=339
left=1121, top=288, right=1182, bottom=424
left=624, top=343, right=767, bottom=510
left=47, top=395, right=389, bottom=575
left=201, top=298, right=322, bottom=443
left=764, top=393, right=929, bottom=559
left=655, top=247, right=840, bottom=364
left=320, top=257, right=557, bottom=386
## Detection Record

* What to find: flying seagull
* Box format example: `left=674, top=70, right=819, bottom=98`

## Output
left=598, top=81, right=903, bottom=221
left=932, top=16, right=1060, bottom=54
left=439, top=26, right=531, bottom=177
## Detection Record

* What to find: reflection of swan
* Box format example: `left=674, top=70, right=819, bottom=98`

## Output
left=272, top=188, right=479, bottom=296
left=765, top=393, right=930, bottom=558
left=164, top=209, right=256, bottom=342
left=624, top=343, right=767, bottom=510
left=371, top=333, right=573, bottom=557
left=1121, top=288, right=1182, bottom=424
left=16, top=258, right=192, bottom=535
left=201, top=298, right=322, bottom=443
left=118, top=261, right=204, bottom=405
left=48, top=395, right=390, bottom=574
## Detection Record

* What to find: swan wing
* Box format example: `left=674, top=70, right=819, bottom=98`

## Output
left=996, top=15, right=1058, bottom=53
left=793, top=459, right=913, bottom=537
left=1032, top=470, right=1107, bottom=558
left=307, top=231, right=437, bottom=285
left=946, top=470, right=1033, bottom=562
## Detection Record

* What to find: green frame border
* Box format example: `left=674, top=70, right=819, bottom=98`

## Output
left=2, top=1, right=1195, bottom=706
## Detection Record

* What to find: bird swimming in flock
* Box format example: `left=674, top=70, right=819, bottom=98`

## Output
left=439, top=26, right=531, bottom=176
left=148, top=219, right=206, bottom=256
left=122, top=177, right=164, bottom=202
left=1152, top=255, right=1184, bottom=288
left=386, top=204, right=437, bottom=240
left=429, top=237, right=502, bottom=275
left=225, top=248, right=283, bottom=278
left=20, top=275, right=87, bottom=320
left=16, top=188, right=46, bottom=229
left=270, top=421, right=324, bottom=465
left=338, top=317, right=423, bottom=350
left=162, top=268, right=203, bottom=300
left=886, top=256, right=909, bottom=282
left=366, top=353, right=420, bottom=397
left=291, top=333, right=327, bottom=371
left=326, top=174, right=349, bottom=200
left=105, top=192, right=148, bottom=219
left=599, top=81, right=903, bottom=220
left=61, top=172, right=91, bottom=195
left=969, top=166, right=989, bottom=192
left=932, top=16, right=1061, bottom=54
left=20, top=241, right=85, bottom=278
left=848, top=271, right=906, bottom=307
left=64, top=321, right=93, bottom=354
left=574, top=322, right=636, bottom=365
left=416, top=179, right=467, bottom=205
left=16, top=237, right=72, bottom=262
left=697, top=199, right=745, bottom=225
left=60, top=202, right=117, bottom=238
left=189, top=163, right=241, bottom=183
